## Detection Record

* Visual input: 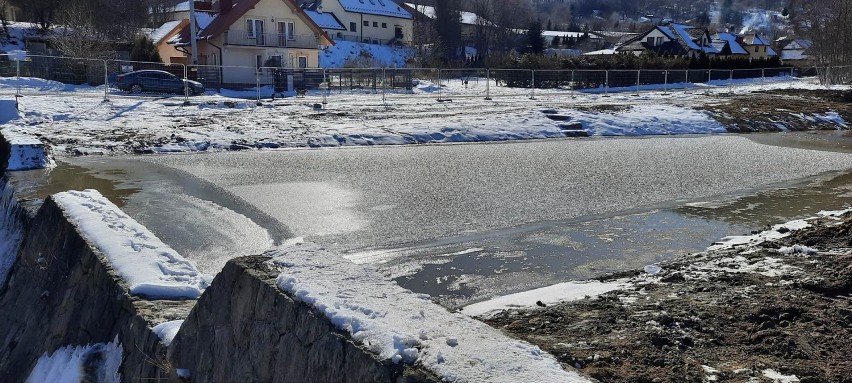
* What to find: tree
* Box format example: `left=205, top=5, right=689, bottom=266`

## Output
left=551, top=35, right=561, bottom=47
left=790, top=0, right=852, bottom=83
left=130, top=36, right=162, bottom=63
left=9, top=0, right=62, bottom=30
left=433, top=0, right=463, bottom=62
left=526, top=20, right=544, bottom=54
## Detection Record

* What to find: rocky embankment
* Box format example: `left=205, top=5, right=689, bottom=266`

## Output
left=484, top=212, right=852, bottom=383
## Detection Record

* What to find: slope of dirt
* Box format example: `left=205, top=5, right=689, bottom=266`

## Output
left=483, top=213, right=852, bottom=383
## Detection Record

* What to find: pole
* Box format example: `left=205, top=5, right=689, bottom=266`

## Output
left=437, top=68, right=442, bottom=102
left=761, top=68, right=765, bottom=82
left=604, top=70, right=609, bottom=97
left=730, top=69, right=733, bottom=81
left=15, top=59, right=21, bottom=97
left=189, top=0, right=199, bottom=65
left=485, top=68, right=491, bottom=100
left=256, top=69, right=261, bottom=105
left=103, top=60, right=109, bottom=102
left=570, top=70, right=575, bottom=99
left=663, top=70, right=668, bottom=95
left=382, top=68, right=386, bottom=105
left=530, top=70, right=535, bottom=100
left=635, top=70, right=640, bottom=96
left=323, top=68, right=328, bottom=105
left=183, top=64, right=189, bottom=105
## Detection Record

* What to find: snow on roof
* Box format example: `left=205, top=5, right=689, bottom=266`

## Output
left=339, top=0, right=412, bottom=19
left=304, top=10, right=346, bottom=30
left=714, top=32, right=748, bottom=55
left=270, top=242, right=590, bottom=383
left=781, top=50, right=807, bottom=61
left=669, top=24, right=700, bottom=50
left=583, top=48, right=616, bottom=55
left=195, top=12, right=216, bottom=30
left=53, top=189, right=211, bottom=299
left=541, top=30, right=601, bottom=39
left=406, top=3, right=483, bottom=25
left=656, top=26, right=676, bottom=40
left=744, top=34, right=771, bottom=46
left=150, top=20, right=183, bottom=44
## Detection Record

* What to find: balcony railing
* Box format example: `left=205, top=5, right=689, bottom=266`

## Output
left=223, top=30, right=321, bottom=49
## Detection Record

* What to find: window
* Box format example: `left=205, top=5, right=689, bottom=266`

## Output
left=382, top=23, right=387, bottom=28
left=298, top=56, right=308, bottom=68
left=278, top=21, right=295, bottom=44
left=656, top=37, right=663, bottom=45
left=350, top=22, right=357, bottom=32
left=246, top=19, right=263, bottom=38
left=755, top=46, right=759, bottom=53
left=373, top=22, right=378, bottom=27
left=364, top=20, right=369, bottom=27
left=646, top=37, right=655, bottom=46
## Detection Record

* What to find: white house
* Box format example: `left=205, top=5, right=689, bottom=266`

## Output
left=300, top=0, right=413, bottom=45
left=780, top=39, right=813, bottom=64
left=169, top=0, right=334, bottom=85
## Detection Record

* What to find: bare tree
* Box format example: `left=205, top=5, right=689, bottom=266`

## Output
left=50, top=0, right=114, bottom=59
left=791, top=0, right=852, bottom=83
left=9, top=0, right=62, bottom=31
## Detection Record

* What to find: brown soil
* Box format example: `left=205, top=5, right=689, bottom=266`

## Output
left=483, top=213, right=852, bottom=383
left=700, top=89, right=852, bottom=133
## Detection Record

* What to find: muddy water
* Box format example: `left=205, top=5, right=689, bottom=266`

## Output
left=8, top=133, right=852, bottom=308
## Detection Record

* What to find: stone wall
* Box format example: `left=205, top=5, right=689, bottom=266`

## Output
left=168, top=256, right=438, bottom=383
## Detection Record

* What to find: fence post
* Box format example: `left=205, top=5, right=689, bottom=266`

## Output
left=604, top=70, right=609, bottom=97
left=256, top=68, right=261, bottom=105
left=102, top=60, right=110, bottom=102
left=183, top=64, right=189, bottom=105
left=485, top=68, right=491, bottom=100
left=323, top=68, right=328, bottom=105
left=761, top=68, right=765, bottom=82
left=570, top=70, right=575, bottom=99
left=15, top=59, right=20, bottom=97
left=663, top=70, right=668, bottom=95
left=381, top=68, right=386, bottom=105
left=437, top=68, right=442, bottom=102
left=730, top=69, right=733, bottom=81
left=635, top=70, right=640, bottom=96
left=530, top=70, right=535, bottom=100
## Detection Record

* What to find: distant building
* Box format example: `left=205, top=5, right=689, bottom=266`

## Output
left=738, top=33, right=777, bottom=60
left=616, top=24, right=718, bottom=58
left=300, top=0, right=413, bottom=45
left=779, top=39, right=812, bottom=64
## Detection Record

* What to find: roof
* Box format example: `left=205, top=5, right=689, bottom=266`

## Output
left=149, top=20, right=185, bottom=45
left=339, top=0, right=412, bottom=19
left=304, top=10, right=346, bottom=30
left=669, top=24, right=700, bottom=50
left=742, top=33, right=770, bottom=46
left=713, top=32, right=748, bottom=55
left=404, top=3, right=482, bottom=25
left=783, top=39, right=812, bottom=50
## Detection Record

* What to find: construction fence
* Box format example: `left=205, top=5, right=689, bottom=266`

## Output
left=0, top=53, right=846, bottom=103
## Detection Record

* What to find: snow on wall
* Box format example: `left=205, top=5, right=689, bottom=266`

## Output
left=0, top=178, right=23, bottom=286
left=26, top=339, right=122, bottom=383
left=270, top=242, right=590, bottom=383
left=152, top=320, right=184, bottom=347
left=52, top=190, right=211, bottom=299
left=2, top=129, right=54, bottom=171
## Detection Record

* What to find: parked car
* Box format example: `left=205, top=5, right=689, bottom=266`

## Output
left=113, top=70, right=204, bottom=95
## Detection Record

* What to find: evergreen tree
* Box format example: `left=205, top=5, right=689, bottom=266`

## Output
left=526, top=19, right=545, bottom=54
left=434, top=0, right=463, bottom=62
left=130, top=36, right=161, bottom=63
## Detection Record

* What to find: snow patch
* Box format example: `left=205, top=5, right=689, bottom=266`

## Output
left=52, top=189, right=210, bottom=299
left=708, top=219, right=810, bottom=251
left=26, top=339, right=122, bottom=383
left=762, top=369, right=800, bottom=383
left=461, top=280, right=628, bottom=317
left=269, top=242, right=589, bottom=383
left=1, top=128, right=54, bottom=170
left=152, top=320, right=184, bottom=346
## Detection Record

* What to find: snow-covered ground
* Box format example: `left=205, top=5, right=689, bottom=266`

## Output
left=0, top=75, right=845, bottom=157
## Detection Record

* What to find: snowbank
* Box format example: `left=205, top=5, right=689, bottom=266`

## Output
left=26, top=340, right=122, bottom=383
left=270, top=242, right=589, bottom=383
left=461, top=280, right=628, bottom=317
left=320, top=41, right=413, bottom=68
left=563, top=104, right=728, bottom=136
left=52, top=190, right=210, bottom=299
left=708, top=218, right=811, bottom=251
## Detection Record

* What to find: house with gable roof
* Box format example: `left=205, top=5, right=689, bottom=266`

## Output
left=738, top=33, right=777, bottom=60
left=615, top=23, right=718, bottom=58
left=780, top=39, right=813, bottom=64
left=711, top=32, right=750, bottom=59
left=299, top=0, right=413, bottom=45
left=168, top=0, right=334, bottom=85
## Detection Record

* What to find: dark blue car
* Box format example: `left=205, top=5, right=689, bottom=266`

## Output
left=113, top=70, right=204, bottom=95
